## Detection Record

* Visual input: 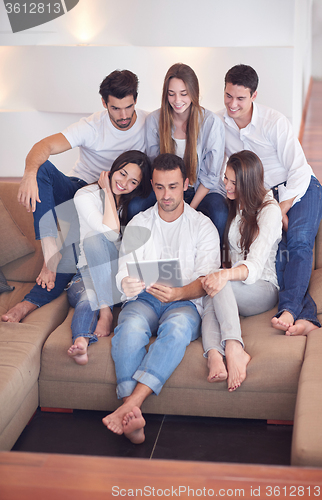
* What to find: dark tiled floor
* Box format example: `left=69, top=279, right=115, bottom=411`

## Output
left=12, top=408, right=293, bottom=466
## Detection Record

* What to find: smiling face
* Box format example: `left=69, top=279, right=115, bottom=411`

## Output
left=224, top=82, right=257, bottom=129
left=110, top=162, right=142, bottom=198
left=224, top=165, right=237, bottom=200
left=103, top=95, right=137, bottom=130
left=167, top=78, right=192, bottom=117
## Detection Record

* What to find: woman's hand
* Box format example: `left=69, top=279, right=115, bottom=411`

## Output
left=98, top=171, right=112, bottom=193
left=201, top=270, right=229, bottom=297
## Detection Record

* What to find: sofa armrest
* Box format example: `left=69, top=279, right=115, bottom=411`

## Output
left=291, top=329, right=322, bottom=466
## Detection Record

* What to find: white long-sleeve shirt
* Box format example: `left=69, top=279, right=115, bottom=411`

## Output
left=116, top=202, right=220, bottom=314
left=216, top=103, right=313, bottom=205
left=74, top=184, right=120, bottom=269
left=145, top=108, right=226, bottom=196
left=229, top=194, right=282, bottom=287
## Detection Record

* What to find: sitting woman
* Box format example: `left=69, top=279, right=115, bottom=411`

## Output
left=67, top=150, right=151, bottom=365
left=201, top=150, right=282, bottom=391
left=130, top=62, right=227, bottom=243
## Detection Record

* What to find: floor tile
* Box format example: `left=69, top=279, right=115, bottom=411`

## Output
left=12, top=409, right=163, bottom=459
left=152, top=415, right=293, bottom=465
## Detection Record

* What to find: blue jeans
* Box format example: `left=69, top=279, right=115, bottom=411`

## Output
left=23, top=160, right=87, bottom=308
left=67, top=234, right=120, bottom=344
left=127, top=190, right=156, bottom=221
left=83, top=232, right=121, bottom=308
left=34, top=160, right=87, bottom=240
left=67, top=269, right=99, bottom=346
left=127, top=187, right=228, bottom=245
left=112, top=291, right=201, bottom=398
left=276, top=176, right=322, bottom=326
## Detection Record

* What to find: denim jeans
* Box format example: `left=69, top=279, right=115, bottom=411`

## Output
left=67, top=233, right=120, bottom=344
left=66, top=269, right=99, bottom=346
left=112, top=291, right=201, bottom=398
left=83, top=231, right=121, bottom=308
left=23, top=160, right=87, bottom=308
left=276, top=176, right=322, bottom=326
left=34, top=160, right=87, bottom=240
left=127, top=187, right=228, bottom=245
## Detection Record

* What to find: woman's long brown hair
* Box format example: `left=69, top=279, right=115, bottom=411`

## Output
left=159, top=63, right=203, bottom=184
left=223, top=150, right=272, bottom=267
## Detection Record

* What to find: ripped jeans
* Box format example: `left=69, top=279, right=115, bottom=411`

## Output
left=66, top=234, right=120, bottom=345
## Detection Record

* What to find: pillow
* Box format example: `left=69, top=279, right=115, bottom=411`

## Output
left=0, top=199, right=35, bottom=266
left=0, top=269, right=14, bottom=294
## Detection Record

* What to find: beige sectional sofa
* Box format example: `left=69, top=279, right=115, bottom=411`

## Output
left=0, top=181, right=322, bottom=467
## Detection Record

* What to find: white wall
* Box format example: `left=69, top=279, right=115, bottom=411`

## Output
left=0, top=0, right=313, bottom=176
left=312, top=0, right=322, bottom=78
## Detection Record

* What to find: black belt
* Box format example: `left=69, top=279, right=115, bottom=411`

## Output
left=271, top=181, right=286, bottom=202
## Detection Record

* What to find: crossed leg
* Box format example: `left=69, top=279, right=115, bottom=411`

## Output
left=102, top=383, right=152, bottom=444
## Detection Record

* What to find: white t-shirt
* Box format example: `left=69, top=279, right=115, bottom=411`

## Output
left=62, top=109, right=148, bottom=184
left=116, top=202, right=220, bottom=314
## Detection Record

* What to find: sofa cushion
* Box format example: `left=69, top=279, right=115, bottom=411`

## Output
left=0, top=270, right=14, bottom=294
left=39, top=306, right=306, bottom=420
left=309, top=268, right=322, bottom=314
left=0, top=199, right=35, bottom=267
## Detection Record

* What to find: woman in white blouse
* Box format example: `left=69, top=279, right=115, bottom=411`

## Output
left=201, top=150, right=282, bottom=391
left=67, top=151, right=151, bottom=365
left=131, top=63, right=227, bottom=243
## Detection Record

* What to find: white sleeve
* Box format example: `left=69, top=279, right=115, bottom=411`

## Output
left=197, top=112, right=226, bottom=191
left=62, top=116, right=97, bottom=150
left=116, top=217, right=152, bottom=294
left=273, top=115, right=312, bottom=202
left=233, top=202, right=282, bottom=284
left=193, top=216, right=221, bottom=277
left=145, top=110, right=161, bottom=161
left=74, top=187, right=119, bottom=242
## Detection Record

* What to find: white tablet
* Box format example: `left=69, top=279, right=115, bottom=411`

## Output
left=127, top=258, right=183, bottom=288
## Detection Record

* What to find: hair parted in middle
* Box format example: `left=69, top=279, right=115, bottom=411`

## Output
left=223, top=150, right=272, bottom=267
left=159, top=63, right=203, bottom=184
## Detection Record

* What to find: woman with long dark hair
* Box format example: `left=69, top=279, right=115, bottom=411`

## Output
left=201, top=151, right=282, bottom=391
left=142, top=63, right=228, bottom=242
left=67, top=150, right=151, bottom=365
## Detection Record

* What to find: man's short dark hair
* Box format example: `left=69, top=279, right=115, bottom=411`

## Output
left=99, top=70, right=139, bottom=104
left=152, top=153, right=187, bottom=181
left=225, top=64, right=259, bottom=96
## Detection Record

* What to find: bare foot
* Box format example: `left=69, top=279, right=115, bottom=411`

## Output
left=36, top=237, right=62, bottom=291
left=207, top=349, right=227, bottom=382
left=225, top=340, right=251, bottom=392
left=102, top=401, right=135, bottom=436
left=94, top=306, right=113, bottom=338
left=271, top=311, right=294, bottom=332
left=1, top=301, right=37, bottom=323
left=67, top=337, right=89, bottom=365
left=122, top=406, right=146, bottom=444
left=286, top=319, right=319, bottom=336
left=36, top=262, right=57, bottom=291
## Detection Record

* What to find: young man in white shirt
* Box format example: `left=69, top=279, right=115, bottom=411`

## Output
left=103, top=153, right=220, bottom=444
left=2, top=70, right=148, bottom=323
left=217, top=64, right=322, bottom=336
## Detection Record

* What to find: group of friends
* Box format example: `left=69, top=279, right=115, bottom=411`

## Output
left=2, top=63, right=321, bottom=445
